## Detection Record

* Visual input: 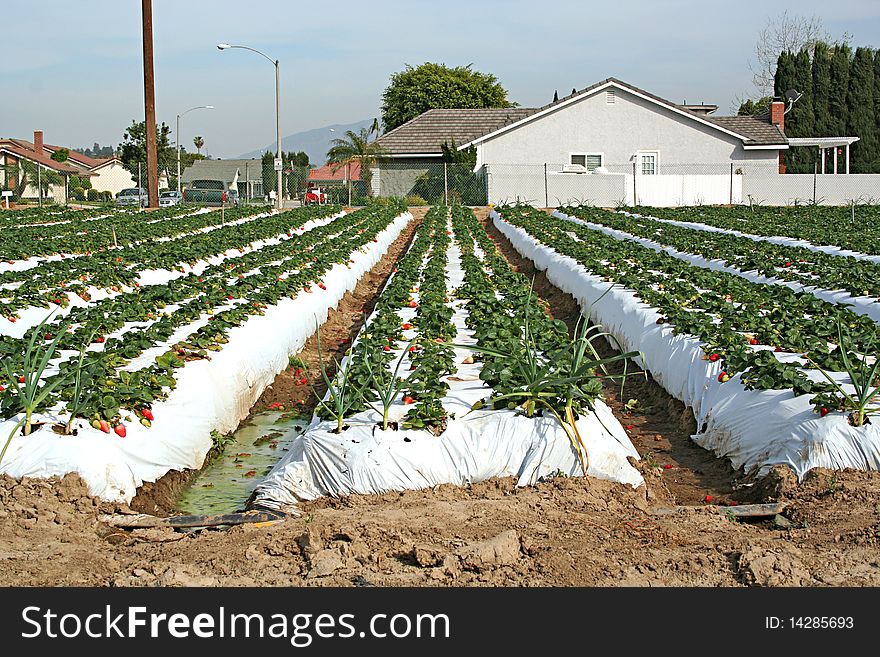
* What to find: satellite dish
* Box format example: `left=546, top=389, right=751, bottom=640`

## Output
left=784, top=89, right=802, bottom=102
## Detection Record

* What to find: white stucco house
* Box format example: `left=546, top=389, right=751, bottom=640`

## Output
left=374, top=78, right=862, bottom=206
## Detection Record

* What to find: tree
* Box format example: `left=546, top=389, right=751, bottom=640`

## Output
left=50, top=148, right=70, bottom=163
left=261, top=151, right=275, bottom=196
left=326, top=127, right=389, bottom=197
left=846, top=47, right=878, bottom=173
left=737, top=96, right=772, bottom=116
left=193, top=136, right=204, bottom=155
left=119, top=120, right=175, bottom=181
left=812, top=42, right=833, bottom=136
left=412, top=138, right=485, bottom=205
left=381, top=63, right=514, bottom=131
left=828, top=44, right=852, bottom=136
left=751, top=11, right=833, bottom=97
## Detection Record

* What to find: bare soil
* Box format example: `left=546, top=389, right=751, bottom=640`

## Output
left=1, top=207, right=879, bottom=587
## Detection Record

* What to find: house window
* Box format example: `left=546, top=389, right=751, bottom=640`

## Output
left=570, top=153, right=604, bottom=172
left=637, top=151, right=658, bottom=175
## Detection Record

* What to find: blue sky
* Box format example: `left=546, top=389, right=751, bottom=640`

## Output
left=2, top=0, right=878, bottom=158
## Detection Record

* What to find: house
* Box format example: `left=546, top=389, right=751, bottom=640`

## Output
left=374, top=78, right=861, bottom=206
left=180, top=158, right=263, bottom=199
left=0, top=131, right=98, bottom=202
left=307, top=160, right=363, bottom=190
left=0, top=131, right=139, bottom=201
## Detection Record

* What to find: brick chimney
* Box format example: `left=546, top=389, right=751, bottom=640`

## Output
left=769, top=101, right=786, bottom=173
left=33, top=130, right=44, bottom=157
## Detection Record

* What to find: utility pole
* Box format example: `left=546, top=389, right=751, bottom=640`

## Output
left=141, top=0, right=159, bottom=208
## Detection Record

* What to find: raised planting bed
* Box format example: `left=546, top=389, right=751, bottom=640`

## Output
left=0, top=201, right=413, bottom=501
left=493, top=205, right=880, bottom=478
left=554, top=207, right=880, bottom=323
left=255, top=205, right=642, bottom=513
left=629, top=204, right=880, bottom=258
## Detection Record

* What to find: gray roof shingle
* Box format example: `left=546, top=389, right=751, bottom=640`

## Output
left=701, top=115, right=787, bottom=145
left=374, top=108, right=537, bottom=155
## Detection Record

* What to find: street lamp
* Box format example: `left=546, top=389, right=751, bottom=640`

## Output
left=217, top=42, right=282, bottom=211
left=176, top=105, right=213, bottom=194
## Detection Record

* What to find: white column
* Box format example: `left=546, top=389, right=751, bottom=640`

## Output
left=845, top=144, right=850, bottom=174
left=820, top=147, right=825, bottom=174
left=833, top=147, right=838, bottom=175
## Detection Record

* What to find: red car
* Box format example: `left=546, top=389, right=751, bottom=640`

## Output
left=303, top=187, right=327, bottom=205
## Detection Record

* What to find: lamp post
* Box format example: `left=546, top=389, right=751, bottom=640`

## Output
left=176, top=105, right=213, bottom=194
left=217, top=43, right=282, bottom=211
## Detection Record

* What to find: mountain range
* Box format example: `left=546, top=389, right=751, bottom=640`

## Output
left=237, top=119, right=373, bottom=165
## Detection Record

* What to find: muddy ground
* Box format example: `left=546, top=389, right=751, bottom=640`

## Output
left=1, top=207, right=879, bottom=587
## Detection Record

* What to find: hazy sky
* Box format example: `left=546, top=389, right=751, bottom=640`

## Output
left=2, top=0, right=878, bottom=158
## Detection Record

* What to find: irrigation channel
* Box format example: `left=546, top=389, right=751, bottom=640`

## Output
left=174, top=412, right=308, bottom=515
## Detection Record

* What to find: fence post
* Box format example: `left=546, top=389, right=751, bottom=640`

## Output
left=813, top=163, right=817, bottom=204
left=729, top=163, right=734, bottom=205
left=543, top=163, right=549, bottom=208
left=443, top=162, right=448, bottom=206
left=631, top=161, right=637, bottom=207
left=346, top=163, right=352, bottom=206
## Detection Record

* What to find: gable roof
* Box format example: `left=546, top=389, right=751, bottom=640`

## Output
left=374, top=108, right=537, bottom=156
left=0, top=140, right=95, bottom=175
left=308, top=160, right=361, bottom=182
left=461, top=78, right=788, bottom=149
left=181, top=159, right=262, bottom=185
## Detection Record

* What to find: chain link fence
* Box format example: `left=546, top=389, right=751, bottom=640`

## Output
left=372, top=162, right=487, bottom=205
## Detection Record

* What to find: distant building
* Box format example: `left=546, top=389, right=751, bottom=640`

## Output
left=180, top=158, right=263, bottom=199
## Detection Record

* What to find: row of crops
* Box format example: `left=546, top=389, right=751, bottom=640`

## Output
left=0, top=201, right=414, bottom=500
left=255, top=206, right=642, bottom=509
left=630, top=204, right=880, bottom=256
left=492, top=204, right=879, bottom=477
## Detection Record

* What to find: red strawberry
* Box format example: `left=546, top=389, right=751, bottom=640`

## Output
left=114, top=424, right=126, bottom=438
left=17, top=376, right=25, bottom=384
left=0, top=385, right=4, bottom=392
left=403, top=396, right=415, bottom=404
left=227, top=295, right=233, bottom=301
left=625, top=424, right=634, bottom=430
left=8, top=317, right=16, bottom=323
left=662, top=464, right=673, bottom=470
left=409, top=345, right=418, bottom=352
left=94, top=336, right=105, bottom=343
left=408, top=301, right=418, bottom=308
left=708, top=353, right=720, bottom=362
left=784, top=261, right=791, bottom=267
left=304, top=287, right=311, bottom=293
left=318, top=283, right=326, bottom=290
left=748, top=338, right=759, bottom=345
left=435, top=338, right=444, bottom=343
left=383, top=345, right=391, bottom=352
left=299, top=378, right=307, bottom=385
left=99, top=420, right=111, bottom=433
left=774, top=347, right=782, bottom=352
left=820, top=407, right=829, bottom=417
left=142, top=408, right=154, bottom=421
left=704, top=495, right=713, bottom=503
left=44, top=333, right=52, bottom=340
left=54, top=298, right=61, bottom=304
left=402, top=323, right=413, bottom=330
left=718, top=372, right=730, bottom=383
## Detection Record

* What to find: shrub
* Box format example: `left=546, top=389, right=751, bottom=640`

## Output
left=405, top=195, right=428, bottom=206
left=99, top=190, right=113, bottom=202
left=86, top=188, right=100, bottom=201
left=71, top=187, right=85, bottom=201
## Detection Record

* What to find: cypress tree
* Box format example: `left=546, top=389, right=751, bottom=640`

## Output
left=812, top=42, right=832, bottom=136
left=874, top=49, right=880, bottom=172
left=788, top=48, right=816, bottom=171
left=829, top=44, right=852, bottom=136
left=846, top=47, right=877, bottom=173
left=774, top=51, right=796, bottom=99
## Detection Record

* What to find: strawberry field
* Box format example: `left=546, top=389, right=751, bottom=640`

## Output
left=256, top=206, right=642, bottom=511
left=494, top=204, right=880, bottom=478
left=0, top=202, right=414, bottom=500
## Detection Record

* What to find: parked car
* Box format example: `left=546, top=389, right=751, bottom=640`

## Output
left=159, top=190, right=182, bottom=207
left=182, top=179, right=239, bottom=206
left=303, top=186, right=328, bottom=205
left=116, top=187, right=148, bottom=208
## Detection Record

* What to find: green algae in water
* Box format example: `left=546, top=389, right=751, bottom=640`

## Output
left=175, top=412, right=308, bottom=516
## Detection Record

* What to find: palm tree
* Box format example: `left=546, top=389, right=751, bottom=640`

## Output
left=193, top=136, right=205, bottom=155
left=325, top=127, right=388, bottom=197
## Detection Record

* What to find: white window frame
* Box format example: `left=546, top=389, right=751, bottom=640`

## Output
left=569, top=152, right=604, bottom=172
left=636, top=150, right=659, bottom=175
